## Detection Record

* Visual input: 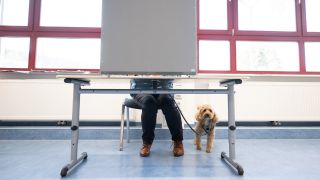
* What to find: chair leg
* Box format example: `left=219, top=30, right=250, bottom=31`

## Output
left=120, top=104, right=125, bottom=151
left=126, top=107, right=130, bottom=143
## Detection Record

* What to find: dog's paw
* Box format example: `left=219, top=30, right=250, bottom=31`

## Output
left=196, top=146, right=202, bottom=151
left=206, top=149, right=212, bottom=153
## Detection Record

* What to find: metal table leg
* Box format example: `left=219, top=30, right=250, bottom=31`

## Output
left=61, top=79, right=89, bottom=177
left=220, top=81, right=244, bottom=175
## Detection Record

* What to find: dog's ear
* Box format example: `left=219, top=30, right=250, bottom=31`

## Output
left=213, top=113, right=219, bottom=123
left=195, top=111, right=201, bottom=122
left=195, top=105, right=203, bottom=121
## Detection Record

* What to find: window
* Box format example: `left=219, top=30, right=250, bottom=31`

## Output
left=36, top=38, right=100, bottom=69
left=0, top=0, right=320, bottom=75
left=198, top=0, right=320, bottom=75
left=305, top=0, right=320, bottom=32
left=199, top=0, right=228, bottom=30
left=238, top=0, right=296, bottom=32
left=236, top=41, right=299, bottom=71
left=0, top=0, right=101, bottom=71
left=304, top=42, right=320, bottom=72
left=0, top=0, right=29, bottom=26
left=0, top=37, right=29, bottom=68
left=40, top=0, right=101, bottom=27
left=199, top=40, right=230, bottom=71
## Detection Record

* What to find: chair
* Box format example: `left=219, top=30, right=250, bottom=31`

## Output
left=119, top=98, right=143, bottom=151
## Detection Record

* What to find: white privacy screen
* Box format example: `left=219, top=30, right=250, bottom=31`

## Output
left=100, top=0, right=197, bottom=75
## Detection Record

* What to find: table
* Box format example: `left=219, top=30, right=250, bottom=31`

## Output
left=60, top=78, right=244, bottom=177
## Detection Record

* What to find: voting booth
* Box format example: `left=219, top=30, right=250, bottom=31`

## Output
left=60, top=0, right=244, bottom=177
left=100, top=0, right=197, bottom=75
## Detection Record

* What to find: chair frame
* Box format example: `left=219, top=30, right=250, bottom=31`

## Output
left=120, top=98, right=133, bottom=151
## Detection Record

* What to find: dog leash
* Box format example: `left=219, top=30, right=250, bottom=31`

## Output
left=169, top=95, right=213, bottom=136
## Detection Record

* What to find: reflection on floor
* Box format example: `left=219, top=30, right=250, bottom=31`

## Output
left=1, top=139, right=320, bottom=180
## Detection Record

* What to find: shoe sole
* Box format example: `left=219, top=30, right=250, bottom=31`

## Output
left=173, top=153, right=184, bottom=157
left=140, top=153, right=150, bottom=157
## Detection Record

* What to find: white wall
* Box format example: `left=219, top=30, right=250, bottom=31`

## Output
left=0, top=77, right=319, bottom=122
left=0, top=79, right=130, bottom=121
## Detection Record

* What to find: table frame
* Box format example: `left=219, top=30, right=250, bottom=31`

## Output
left=60, top=78, right=244, bottom=177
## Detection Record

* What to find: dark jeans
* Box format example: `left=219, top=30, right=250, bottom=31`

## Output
left=132, top=94, right=183, bottom=144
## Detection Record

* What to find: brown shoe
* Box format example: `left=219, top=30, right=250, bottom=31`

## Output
left=140, top=144, right=152, bottom=157
left=173, top=141, right=184, bottom=157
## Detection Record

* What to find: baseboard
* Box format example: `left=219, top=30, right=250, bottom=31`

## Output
left=1, top=126, right=320, bottom=140
left=1, top=120, right=320, bottom=127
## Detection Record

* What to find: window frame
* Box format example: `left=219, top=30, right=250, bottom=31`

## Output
left=0, top=0, right=101, bottom=72
left=198, top=0, right=320, bottom=75
left=0, top=0, right=320, bottom=75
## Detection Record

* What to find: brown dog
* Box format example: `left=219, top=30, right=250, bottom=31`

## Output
left=194, top=104, right=218, bottom=153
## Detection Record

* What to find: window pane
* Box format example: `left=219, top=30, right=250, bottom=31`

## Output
left=305, top=0, right=320, bottom=32
left=199, top=0, right=228, bottom=30
left=305, top=42, right=320, bottom=72
left=36, top=38, right=100, bottom=69
left=238, top=0, right=296, bottom=31
left=40, top=0, right=102, bottom=27
left=0, top=0, right=29, bottom=26
left=199, top=40, right=230, bottom=71
left=236, top=41, right=299, bottom=71
left=0, top=37, right=29, bottom=68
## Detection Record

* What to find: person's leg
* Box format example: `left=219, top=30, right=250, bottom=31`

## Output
left=158, top=94, right=184, bottom=156
left=133, top=94, right=158, bottom=145
left=158, top=94, right=183, bottom=141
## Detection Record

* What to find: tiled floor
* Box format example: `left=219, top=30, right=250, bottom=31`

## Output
left=1, top=139, right=320, bottom=180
